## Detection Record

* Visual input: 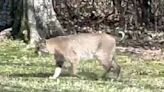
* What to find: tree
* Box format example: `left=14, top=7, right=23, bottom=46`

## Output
left=9, top=0, right=65, bottom=48
left=28, top=0, right=65, bottom=47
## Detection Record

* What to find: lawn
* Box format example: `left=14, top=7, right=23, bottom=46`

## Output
left=0, top=40, right=164, bottom=92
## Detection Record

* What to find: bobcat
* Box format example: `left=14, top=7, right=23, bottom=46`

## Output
left=37, top=32, right=124, bottom=79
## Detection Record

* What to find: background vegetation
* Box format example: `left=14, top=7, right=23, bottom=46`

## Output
left=0, top=0, right=164, bottom=48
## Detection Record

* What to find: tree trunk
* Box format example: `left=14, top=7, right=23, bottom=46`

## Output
left=11, top=0, right=23, bottom=39
left=26, top=0, right=65, bottom=48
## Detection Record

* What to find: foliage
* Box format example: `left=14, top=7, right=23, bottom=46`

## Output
left=53, top=0, right=164, bottom=31
left=0, top=40, right=164, bottom=92
left=53, top=0, right=164, bottom=48
left=0, top=0, right=164, bottom=48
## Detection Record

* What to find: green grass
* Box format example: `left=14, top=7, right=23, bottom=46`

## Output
left=0, top=40, right=164, bottom=92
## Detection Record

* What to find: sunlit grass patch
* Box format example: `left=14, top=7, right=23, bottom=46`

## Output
left=0, top=40, right=164, bottom=92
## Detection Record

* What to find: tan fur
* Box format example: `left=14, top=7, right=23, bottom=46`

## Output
left=39, top=33, right=121, bottom=79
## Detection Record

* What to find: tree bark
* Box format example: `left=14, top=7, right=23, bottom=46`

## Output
left=27, top=0, right=65, bottom=48
left=11, top=0, right=23, bottom=39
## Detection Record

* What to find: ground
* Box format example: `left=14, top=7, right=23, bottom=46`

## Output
left=0, top=40, right=164, bottom=92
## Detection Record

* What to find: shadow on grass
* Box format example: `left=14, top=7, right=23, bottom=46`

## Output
left=9, top=70, right=99, bottom=80
left=78, top=71, right=99, bottom=80
left=0, top=62, right=53, bottom=67
left=119, top=79, right=164, bottom=90
left=9, top=72, right=53, bottom=78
